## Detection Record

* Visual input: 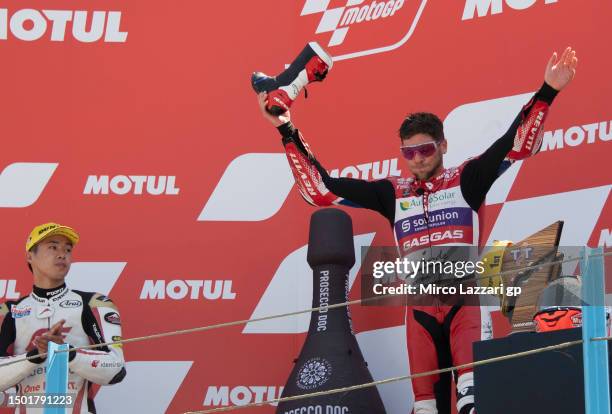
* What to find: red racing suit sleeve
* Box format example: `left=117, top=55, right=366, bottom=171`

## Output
left=0, top=301, right=47, bottom=391
left=506, top=82, right=557, bottom=161
left=278, top=122, right=345, bottom=207
left=277, top=122, right=396, bottom=225
left=69, top=292, right=126, bottom=385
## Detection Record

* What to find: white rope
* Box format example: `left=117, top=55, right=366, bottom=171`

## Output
left=0, top=251, right=608, bottom=370
left=185, top=338, right=590, bottom=413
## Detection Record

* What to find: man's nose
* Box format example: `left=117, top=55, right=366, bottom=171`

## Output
left=412, top=152, right=425, bottom=162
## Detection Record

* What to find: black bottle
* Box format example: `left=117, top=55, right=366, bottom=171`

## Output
left=276, top=209, right=386, bottom=414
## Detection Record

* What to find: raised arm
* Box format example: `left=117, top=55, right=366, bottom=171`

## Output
left=460, top=47, right=578, bottom=211
left=258, top=93, right=396, bottom=225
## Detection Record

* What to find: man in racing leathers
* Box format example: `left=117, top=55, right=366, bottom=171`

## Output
left=257, top=47, right=578, bottom=414
left=0, top=223, right=126, bottom=413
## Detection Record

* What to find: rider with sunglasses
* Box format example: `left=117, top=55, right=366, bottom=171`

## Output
left=258, top=47, right=577, bottom=414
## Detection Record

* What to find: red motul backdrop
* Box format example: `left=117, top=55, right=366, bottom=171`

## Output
left=0, top=1, right=610, bottom=413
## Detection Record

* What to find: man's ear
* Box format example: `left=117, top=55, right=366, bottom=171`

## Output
left=26, top=250, right=33, bottom=265
left=440, top=139, right=448, bottom=155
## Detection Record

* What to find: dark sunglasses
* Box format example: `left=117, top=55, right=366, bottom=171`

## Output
left=400, top=141, right=438, bottom=160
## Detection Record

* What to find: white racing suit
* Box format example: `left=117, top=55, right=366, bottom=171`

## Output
left=0, top=284, right=126, bottom=413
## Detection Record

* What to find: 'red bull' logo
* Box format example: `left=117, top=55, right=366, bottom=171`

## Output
left=299, top=0, right=428, bottom=61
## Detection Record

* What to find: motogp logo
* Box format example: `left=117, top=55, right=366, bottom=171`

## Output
left=299, top=0, right=428, bottom=61
left=296, top=357, right=333, bottom=390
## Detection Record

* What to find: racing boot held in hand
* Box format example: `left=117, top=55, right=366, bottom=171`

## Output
left=252, top=41, right=333, bottom=115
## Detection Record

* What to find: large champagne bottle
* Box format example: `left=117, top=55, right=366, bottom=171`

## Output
left=276, top=209, right=386, bottom=414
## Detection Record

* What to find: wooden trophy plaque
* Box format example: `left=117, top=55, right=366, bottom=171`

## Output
left=498, top=221, right=565, bottom=333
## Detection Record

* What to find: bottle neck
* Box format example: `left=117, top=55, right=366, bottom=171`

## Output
left=309, top=264, right=353, bottom=335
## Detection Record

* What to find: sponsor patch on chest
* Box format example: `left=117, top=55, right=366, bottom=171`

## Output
left=11, top=305, right=32, bottom=318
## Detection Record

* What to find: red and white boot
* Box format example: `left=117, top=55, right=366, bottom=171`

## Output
left=251, top=42, right=333, bottom=115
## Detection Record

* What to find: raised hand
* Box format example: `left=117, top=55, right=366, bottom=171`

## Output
left=544, top=46, right=578, bottom=91
left=257, top=92, right=291, bottom=127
